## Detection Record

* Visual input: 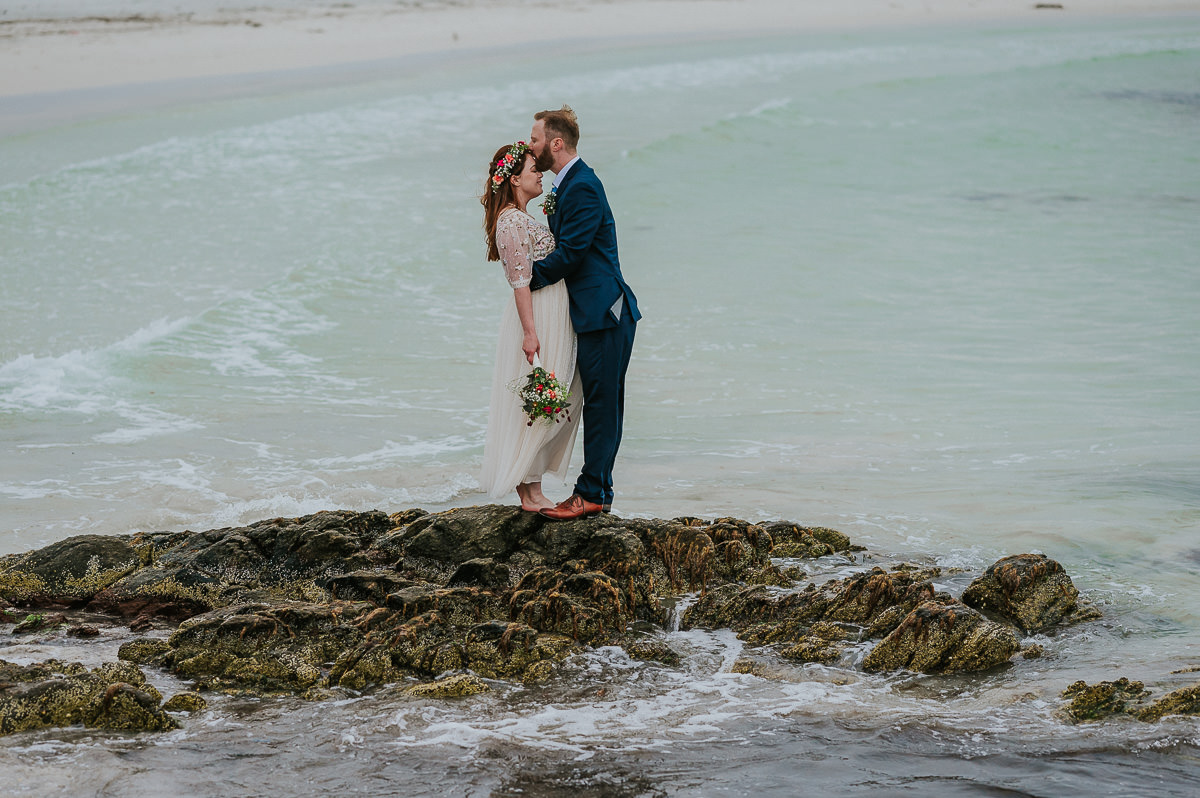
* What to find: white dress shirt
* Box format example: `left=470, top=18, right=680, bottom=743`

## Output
left=553, top=155, right=581, bottom=189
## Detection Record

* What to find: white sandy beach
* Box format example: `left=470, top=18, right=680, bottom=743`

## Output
left=3, top=0, right=1198, bottom=102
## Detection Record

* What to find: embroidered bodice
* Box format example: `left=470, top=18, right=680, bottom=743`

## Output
left=495, top=207, right=555, bottom=289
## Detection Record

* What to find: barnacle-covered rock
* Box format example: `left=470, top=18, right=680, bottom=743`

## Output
left=780, top=621, right=854, bottom=664
left=683, top=566, right=940, bottom=650
left=961, top=554, right=1099, bottom=633
left=0, top=507, right=1105, bottom=706
left=1133, top=683, right=1200, bottom=722
left=162, top=692, right=208, bottom=713
left=164, top=600, right=373, bottom=694
left=118, top=637, right=172, bottom=666
left=622, top=637, right=681, bottom=666
left=0, top=659, right=177, bottom=736
left=1059, top=678, right=1200, bottom=723
left=862, top=600, right=1020, bottom=674
left=1061, top=677, right=1150, bottom=721
left=403, top=673, right=489, bottom=698
left=0, top=535, right=141, bottom=606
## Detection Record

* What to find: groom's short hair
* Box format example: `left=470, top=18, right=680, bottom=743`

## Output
left=535, top=105, right=580, bottom=150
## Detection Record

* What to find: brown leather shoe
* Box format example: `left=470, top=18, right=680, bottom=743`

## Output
left=539, top=494, right=604, bottom=521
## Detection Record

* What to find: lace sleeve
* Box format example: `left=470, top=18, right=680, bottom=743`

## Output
left=495, top=212, right=533, bottom=289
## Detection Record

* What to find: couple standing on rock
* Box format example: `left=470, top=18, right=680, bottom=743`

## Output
left=478, top=106, right=641, bottom=520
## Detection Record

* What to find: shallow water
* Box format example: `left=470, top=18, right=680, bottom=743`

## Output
left=2, top=11, right=1199, bottom=796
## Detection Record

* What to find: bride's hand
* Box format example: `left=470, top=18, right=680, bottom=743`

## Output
left=523, top=332, right=539, bottom=364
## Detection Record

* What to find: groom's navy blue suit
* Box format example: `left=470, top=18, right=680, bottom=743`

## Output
left=531, top=159, right=640, bottom=506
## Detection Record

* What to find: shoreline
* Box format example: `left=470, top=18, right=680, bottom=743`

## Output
left=4, top=0, right=1200, bottom=132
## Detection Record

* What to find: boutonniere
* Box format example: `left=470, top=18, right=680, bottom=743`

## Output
left=541, top=186, right=557, bottom=216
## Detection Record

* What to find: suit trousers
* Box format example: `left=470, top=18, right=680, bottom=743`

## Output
left=573, top=306, right=636, bottom=505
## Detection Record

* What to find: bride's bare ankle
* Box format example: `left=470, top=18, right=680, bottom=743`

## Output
left=516, top=483, right=542, bottom=511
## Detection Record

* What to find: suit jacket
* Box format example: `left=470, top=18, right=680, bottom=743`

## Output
left=530, top=159, right=641, bottom=334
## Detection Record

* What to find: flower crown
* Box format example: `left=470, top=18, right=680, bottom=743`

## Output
left=490, top=141, right=531, bottom=193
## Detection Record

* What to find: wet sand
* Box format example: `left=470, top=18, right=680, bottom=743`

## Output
left=4, top=1, right=1196, bottom=112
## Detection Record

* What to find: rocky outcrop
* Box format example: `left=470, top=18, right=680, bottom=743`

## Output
left=402, top=673, right=489, bottom=698
left=161, top=691, right=208, bottom=713
left=1061, top=678, right=1150, bottom=721
left=35, top=508, right=800, bottom=697
left=85, top=510, right=399, bottom=624
left=0, top=659, right=180, bottom=736
left=1134, top=683, right=1200, bottom=722
left=961, top=554, right=1100, bottom=634
left=861, top=600, right=1020, bottom=673
left=0, top=535, right=142, bottom=606
left=1060, top=677, right=1200, bottom=723
left=682, top=565, right=965, bottom=671
left=2, top=506, right=1114, bottom=732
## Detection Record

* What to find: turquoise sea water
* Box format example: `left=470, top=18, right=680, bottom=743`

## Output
left=2, top=11, right=1199, bottom=796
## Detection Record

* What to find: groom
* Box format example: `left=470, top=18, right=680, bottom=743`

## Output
left=528, top=105, right=640, bottom=520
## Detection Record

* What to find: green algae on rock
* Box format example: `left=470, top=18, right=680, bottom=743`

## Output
left=13, top=612, right=68, bottom=634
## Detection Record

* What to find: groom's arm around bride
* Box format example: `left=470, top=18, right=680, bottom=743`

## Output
left=527, top=106, right=641, bottom=520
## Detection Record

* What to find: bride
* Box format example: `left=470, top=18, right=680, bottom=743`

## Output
left=478, top=141, right=581, bottom=511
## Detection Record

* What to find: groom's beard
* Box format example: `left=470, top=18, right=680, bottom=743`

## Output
left=534, top=147, right=555, bottom=174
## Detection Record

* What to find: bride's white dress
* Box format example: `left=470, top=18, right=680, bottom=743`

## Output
left=479, top=208, right=580, bottom=497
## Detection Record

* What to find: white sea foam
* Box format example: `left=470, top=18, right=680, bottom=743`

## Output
left=0, top=481, right=74, bottom=501
left=0, top=317, right=185, bottom=411
left=0, top=319, right=207, bottom=448
left=0, top=350, right=108, bottom=413
left=309, top=437, right=480, bottom=469
left=370, top=630, right=1080, bottom=760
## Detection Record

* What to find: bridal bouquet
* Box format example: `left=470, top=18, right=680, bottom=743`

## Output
left=509, top=357, right=572, bottom=426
